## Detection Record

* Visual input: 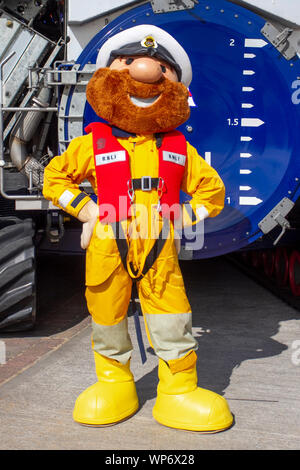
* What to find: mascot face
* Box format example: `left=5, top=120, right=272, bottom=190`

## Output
left=86, top=55, right=190, bottom=134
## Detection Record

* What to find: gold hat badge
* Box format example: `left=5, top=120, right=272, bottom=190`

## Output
left=141, top=35, right=158, bottom=48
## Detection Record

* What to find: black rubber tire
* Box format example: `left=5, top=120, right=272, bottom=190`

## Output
left=0, top=217, right=36, bottom=332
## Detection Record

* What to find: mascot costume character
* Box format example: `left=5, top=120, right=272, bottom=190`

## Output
left=43, top=25, right=233, bottom=432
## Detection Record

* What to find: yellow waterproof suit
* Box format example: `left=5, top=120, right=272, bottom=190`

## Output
left=43, top=129, right=225, bottom=371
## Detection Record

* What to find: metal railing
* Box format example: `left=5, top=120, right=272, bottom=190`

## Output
left=0, top=51, right=58, bottom=201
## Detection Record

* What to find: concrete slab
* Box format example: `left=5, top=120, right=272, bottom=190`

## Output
left=0, top=256, right=299, bottom=450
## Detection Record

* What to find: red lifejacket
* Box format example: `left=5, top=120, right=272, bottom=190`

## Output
left=85, top=122, right=187, bottom=223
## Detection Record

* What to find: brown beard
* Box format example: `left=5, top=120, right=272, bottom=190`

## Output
left=86, top=68, right=190, bottom=134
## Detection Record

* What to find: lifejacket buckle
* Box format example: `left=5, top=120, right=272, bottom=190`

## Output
left=141, top=176, right=152, bottom=191
left=127, top=179, right=135, bottom=204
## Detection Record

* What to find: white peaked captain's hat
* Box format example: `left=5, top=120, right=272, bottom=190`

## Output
left=96, top=24, right=192, bottom=87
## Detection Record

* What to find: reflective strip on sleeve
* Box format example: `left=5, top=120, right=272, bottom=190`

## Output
left=196, top=205, right=209, bottom=221
left=70, top=192, right=88, bottom=208
left=58, top=190, right=74, bottom=208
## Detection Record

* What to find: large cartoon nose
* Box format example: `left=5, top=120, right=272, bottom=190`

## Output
left=129, top=57, right=163, bottom=83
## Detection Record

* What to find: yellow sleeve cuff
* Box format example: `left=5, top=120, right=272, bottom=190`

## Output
left=57, top=189, right=92, bottom=218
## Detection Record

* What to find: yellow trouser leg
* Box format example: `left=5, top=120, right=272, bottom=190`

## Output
left=138, top=246, right=233, bottom=432
left=73, top=265, right=138, bottom=426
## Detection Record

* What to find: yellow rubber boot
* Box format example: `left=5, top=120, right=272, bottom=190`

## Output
left=153, top=359, right=233, bottom=432
left=73, top=352, right=139, bottom=426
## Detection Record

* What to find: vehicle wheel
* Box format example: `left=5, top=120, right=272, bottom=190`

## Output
left=0, top=217, right=36, bottom=331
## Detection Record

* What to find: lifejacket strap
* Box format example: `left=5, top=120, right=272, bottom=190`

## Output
left=130, top=283, right=147, bottom=364
left=111, top=219, right=169, bottom=281
left=111, top=221, right=128, bottom=272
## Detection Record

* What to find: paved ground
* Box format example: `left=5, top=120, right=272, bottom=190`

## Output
left=0, top=254, right=299, bottom=450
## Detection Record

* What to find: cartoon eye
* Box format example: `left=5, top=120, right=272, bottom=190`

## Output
left=125, top=58, right=134, bottom=65
left=160, top=65, right=167, bottom=73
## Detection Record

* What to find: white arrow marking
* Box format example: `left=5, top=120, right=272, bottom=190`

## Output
left=244, top=53, right=256, bottom=59
left=243, top=70, right=255, bottom=75
left=240, top=169, right=252, bottom=174
left=240, top=152, right=252, bottom=158
left=240, top=136, right=253, bottom=141
left=240, top=186, right=252, bottom=191
left=188, top=96, right=197, bottom=107
left=241, top=118, right=265, bottom=127
left=204, top=152, right=211, bottom=166
left=242, top=103, right=254, bottom=108
left=244, top=38, right=268, bottom=48
left=239, top=196, right=263, bottom=205
left=242, top=86, right=255, bottom=92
